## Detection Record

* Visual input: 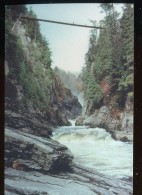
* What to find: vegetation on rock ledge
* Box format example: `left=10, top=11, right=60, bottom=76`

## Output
left=5, top=5, right=53, bottom=110
left=82, top=4, right=133, bottom=111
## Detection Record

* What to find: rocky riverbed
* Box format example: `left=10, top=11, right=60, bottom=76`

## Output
left=76, top=105, right=133, bottom=143
left=5, top=127, right=133, bottom=195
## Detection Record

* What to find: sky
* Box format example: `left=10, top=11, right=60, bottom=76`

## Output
left=26, top=4, right=123, bottom=74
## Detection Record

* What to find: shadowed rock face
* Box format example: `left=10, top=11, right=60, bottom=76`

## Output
left=5, top=128, right=73, bottom=173
left=50, top=74, right=82, bottom=120
left=5, top=20, right=82, bottom=132
left=5, top=76, right=82, bottom=135
left=5, top=128, right=133, bottom=195
left=54, top=67, right=84, bottom=106
left=5, top=79, right=18, bottom=99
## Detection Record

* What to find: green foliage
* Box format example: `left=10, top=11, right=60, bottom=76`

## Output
left=99, top=3, right=113, bottom=17
left=118, top=73, right=133, bottom=91
left=83, top=3, right=134, bottom=109
left=24, top=7, right=42, bottom=42
left=83, top=64, right=103, bottom=106
left=86, top=79, right=103, bottom=105
left=39, top=42, right=52, bottom=68
left=5, top=5, right=53, bottom=110
left=127, top=92, right=133, bottom=102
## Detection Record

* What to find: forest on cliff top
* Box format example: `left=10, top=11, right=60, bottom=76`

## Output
left=82, top=4, right=133, bottom=112
left=5, top=5, right=53, bottom=110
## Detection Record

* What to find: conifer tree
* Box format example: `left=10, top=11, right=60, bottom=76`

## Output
left=5, top=5, right=53, bottom=110
left=82, top=3, right=134, bottom=110
left=118, top=4, right=134, bottom=98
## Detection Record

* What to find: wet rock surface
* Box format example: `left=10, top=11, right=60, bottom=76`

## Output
left=109, top=130, right=133, bottom=143
left=76, top=105, right=133, bottom=142
left=5, top=127, right=133, bottom=194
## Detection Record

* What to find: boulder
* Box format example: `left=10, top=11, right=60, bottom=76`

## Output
left=112, top=130, right=133, bottom=142
left=5, top=128, right=73, bottom=173
left=76, top=105, right=133, bottom=142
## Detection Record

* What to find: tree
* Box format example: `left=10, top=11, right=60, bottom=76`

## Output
left=100, top=3, right=112, bottom=18
left=118, top=4, right=134, bottom=98
left=5, top=5, right=54, bottom=110
left=82, top=3, right=134, bottom=111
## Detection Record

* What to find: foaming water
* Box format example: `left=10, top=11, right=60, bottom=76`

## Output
left=68, top=119, right=76, bottom=126
left=52, top=122, right=133, bottom=179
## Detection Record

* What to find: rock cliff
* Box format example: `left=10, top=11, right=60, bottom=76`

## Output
left=75, top=73, right=133, bottom=142
left=77, top=4, right=134, bottom=142
left=54, top=67, right=84, bottom=106
left=75, top=69, right=133, bottom=142
left=5, top=7, right=82, bottom=134
left=76, top=99, right=133, bottom=142
left=5, top=74, right=82, bottom=136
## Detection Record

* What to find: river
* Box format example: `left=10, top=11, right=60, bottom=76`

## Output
left=52, top=120, right=133, bottom=179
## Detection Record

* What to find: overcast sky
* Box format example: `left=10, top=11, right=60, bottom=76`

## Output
left=27, top=4, right=123, bottom=74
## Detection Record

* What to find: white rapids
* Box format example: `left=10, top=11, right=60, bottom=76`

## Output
left=52, top=120, right=133, bottom=179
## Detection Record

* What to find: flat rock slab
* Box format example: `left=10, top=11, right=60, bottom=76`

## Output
left=5, top=128, right=132, bottom=195
left=5, top=167, right=133, bottom=195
